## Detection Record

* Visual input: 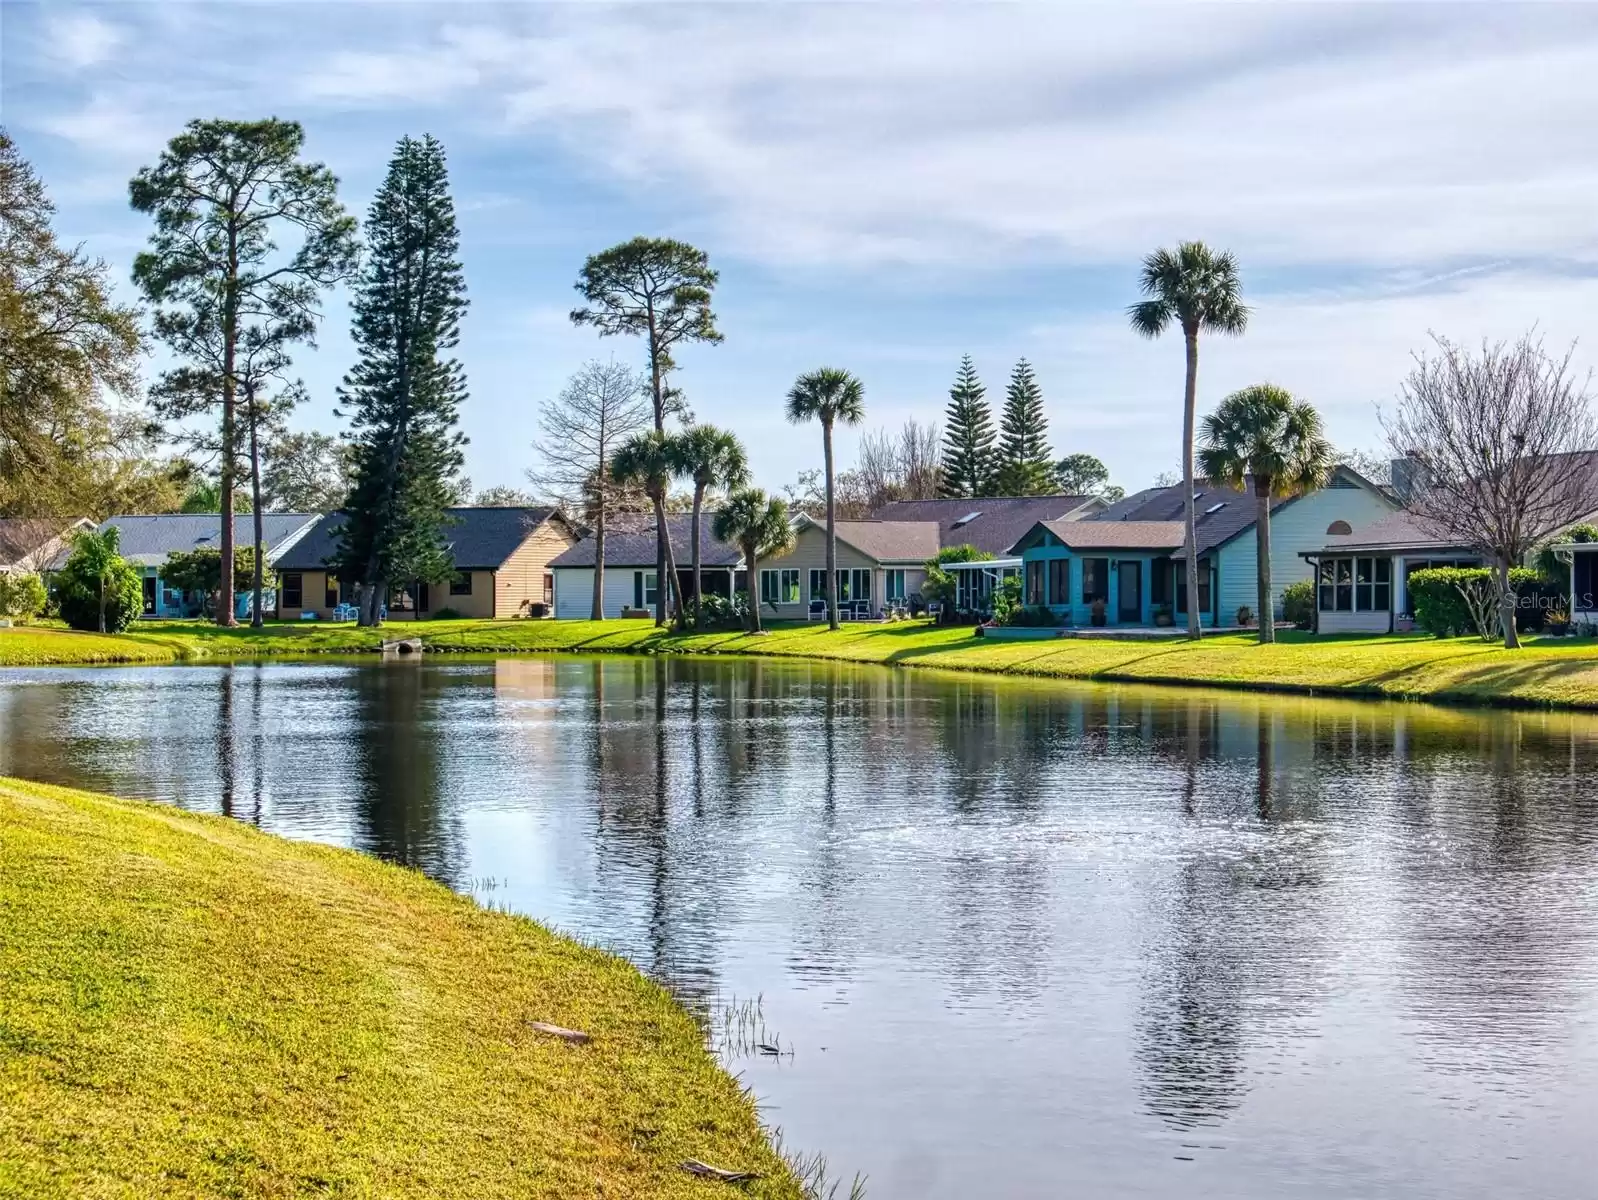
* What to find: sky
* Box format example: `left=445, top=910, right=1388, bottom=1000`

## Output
left=7, top=2, right=1598, bottom=497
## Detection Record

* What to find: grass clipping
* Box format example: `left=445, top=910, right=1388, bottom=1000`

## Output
left=0, top=777, right=804, bottom=1198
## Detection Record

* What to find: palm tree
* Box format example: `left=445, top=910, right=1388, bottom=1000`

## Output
left=1129, top=242, right=1248, bottom=638
left=713, top=487, right=795, bottom=633
left=609, top=430, right=684, bottom=627
left=1199, top=384, right=1333, bottom=644
left=785, top=367, right=865, bottom=629
left=670, top=424, right=750, bottom=628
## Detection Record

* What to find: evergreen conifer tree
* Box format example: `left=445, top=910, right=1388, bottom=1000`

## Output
left=334, top=135, right=468, bottom=627
left=939, top=355, right=996, bottom=497
left=994, top=358, right=1055, bottom=494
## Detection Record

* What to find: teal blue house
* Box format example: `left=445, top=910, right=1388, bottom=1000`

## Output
left=1006, top=468, right=1397, bottom=628
left=1007, top=518, right=1212, bottom=626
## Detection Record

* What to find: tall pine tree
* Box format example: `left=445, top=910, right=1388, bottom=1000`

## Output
left=994, top=358, right=1055, bottom=495
left=939, top=355, right=996, bottom=497
left=334, top=135, right=468, bottom=627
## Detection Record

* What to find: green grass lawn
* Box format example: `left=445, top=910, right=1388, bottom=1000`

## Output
left=9, top=616, right=1598, bottom=709
left=0, top=776, right=804, bottom=1199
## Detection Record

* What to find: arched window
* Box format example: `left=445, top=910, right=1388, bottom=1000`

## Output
left=1326, top=520, right=1353, bottom=536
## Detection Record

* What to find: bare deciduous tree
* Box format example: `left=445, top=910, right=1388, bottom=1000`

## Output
left=1384, top=332, right=1598, bottom=649
left=529, top=359, right=651, bottom=619
left=848, top=418, right=943, bottom=513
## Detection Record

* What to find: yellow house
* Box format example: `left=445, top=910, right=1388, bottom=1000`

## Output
left=275, top=506, right=577, bottom=620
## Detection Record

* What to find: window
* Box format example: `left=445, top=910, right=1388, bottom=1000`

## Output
left=324, top=577, right=339, bottom=609
left=1151, top=558, right=1170, bottom=606
left=1047, top=558, right=1069, bottom=606
left=885, top=569, right=906, bottom=601
left=1318, top=559, right=1336, bottom=611
left=1081, top=557, right=1109, bottom=604
left=634, top=571, right=658, bottom=608
left=282, top=573, right=302, bottom=609
left=809, top=568, right=828, bottom=603
left=1335, top=558, right=1353, bottom=611
left=449, top=572, right=473, bottom=596
left=543, top=573, right=554, bottom=605
left=1320, top=556, right=1389, bottom=613
left=1025, top=560, right=1044, bottom=606
left=850, top=569, right=872, bottom=603
left=1176, top=559, right=1214, bottom=616
left=1326, top=520, right=1353, bottom=536
left=761, top=568, right=801, bottom=604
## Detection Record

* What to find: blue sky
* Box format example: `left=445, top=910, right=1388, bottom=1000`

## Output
left=8, top=2, right=1598, bottom=496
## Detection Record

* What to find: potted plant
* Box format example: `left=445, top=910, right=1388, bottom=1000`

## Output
left=1236, top=605, right=1254, bottom=628
left=1152, top=603, right=1173, bottom=628
left=1090, top=598, right=1107, bottom=627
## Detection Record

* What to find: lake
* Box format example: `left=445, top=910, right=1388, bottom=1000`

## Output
left=3, top=655, right=1597, bottom=1198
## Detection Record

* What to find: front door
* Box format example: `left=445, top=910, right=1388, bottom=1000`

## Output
left=1117, top=561, right=1142, bottom=623
left=142, top=575, right=157, bottom=615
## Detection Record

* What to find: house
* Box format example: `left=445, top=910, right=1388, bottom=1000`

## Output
left=276, top=507, right=576, bottom=620
left=1549, top=537, right=1598, bottom=632
left=1008, top=518, right=1206, bottom=625
left=755, top=515, right=943, bottom=619
left=867, top=494, right=1102, bottom=611
left=1297, top=510, right=1485, bottom=634
left=47, top=513, right=322, bottom=618
left=1005, top=466, right=1396, bottom=627
left=0, top=517, right=93, bottom=575
left=549, top=513, right=743, bottom=619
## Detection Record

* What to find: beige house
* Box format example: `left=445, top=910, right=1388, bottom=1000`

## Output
left=756, top=516, right=942, bottom=619
left=275, top=506, right=576, bottom=620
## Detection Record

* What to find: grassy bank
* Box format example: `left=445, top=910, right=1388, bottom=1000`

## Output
left=8, top=617, right=1598, bottom=709
left=0, top=777, right=804, bottom=1199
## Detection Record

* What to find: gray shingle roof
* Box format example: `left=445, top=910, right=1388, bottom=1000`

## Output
left=0, top=517, right=90, bottom=567
left=825, top=519, right=943, bottom=563
left=53, top=513, right=322, bottom=569
left=1307, top=510, right=1476, bottom=555
left=1036, top=518, right=1186, bottom=551
left=870, top=495, right=1100, bottom=557
left=549, top=512, right=741, bottom=569
left=275, top=507, right=561, bottom=571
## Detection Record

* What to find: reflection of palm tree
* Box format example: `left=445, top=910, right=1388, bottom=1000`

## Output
left=1135, top=861, right=1249, bottom=1130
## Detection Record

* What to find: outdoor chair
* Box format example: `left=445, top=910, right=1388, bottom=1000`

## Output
left=807, top=599, right=826, bottom=621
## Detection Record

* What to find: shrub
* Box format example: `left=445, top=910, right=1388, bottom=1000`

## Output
left=56, top=528, right=143, bottom=633
left=431, top=607, right=466, bottom=620
left=990, top=575, right=1022, bottom=626
left=1281, top=580, right=1315, bottom=630
left=0, top=572, right=48, bottom=621
left=1236, top=605, right=1255, bottom=628
left=687, top=593, right=747, bottom=631
left=1407, top=566, right=1541, bottom=640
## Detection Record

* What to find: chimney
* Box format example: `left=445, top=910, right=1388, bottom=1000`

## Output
left=1390, top=453, right=1427, bottom=506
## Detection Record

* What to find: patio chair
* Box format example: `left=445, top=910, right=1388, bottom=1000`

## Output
left=807, top=598, right=826, bottom=621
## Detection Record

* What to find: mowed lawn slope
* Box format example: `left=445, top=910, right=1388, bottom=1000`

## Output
left=0, top=778, right=803, bottom=1199
left=8, top=618, right=1598, bottom=708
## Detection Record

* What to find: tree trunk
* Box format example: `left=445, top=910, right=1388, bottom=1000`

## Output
left=1498, top=557, right=1520, bottom=649
left=98, top=575, right=107, bottom=634
left=824, top=419, right=838, bottom=630
left=746, top=544, right=762, bottom=633
left=218, top=223, right=239, bottom=627
left=590, top=504, right=606, bottom=621
left=653, top=494, right=682, bottom=626
left=247, top=390, right=265, bottom=629
left=1181, top=324, right=1201, bottom=640
left=362, top=580, right=387, bottom=628
left=690, top=485, right=704, bottom=630
left=1255, top=477, right=1274, bottom=644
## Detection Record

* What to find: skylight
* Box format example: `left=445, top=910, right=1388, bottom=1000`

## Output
left=951, top=511, right=983, bottom=528
left=1204, top=502, right=1227, bottom=515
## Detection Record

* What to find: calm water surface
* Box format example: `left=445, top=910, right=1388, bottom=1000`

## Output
left=3, top=656, right=1597, bottom=1198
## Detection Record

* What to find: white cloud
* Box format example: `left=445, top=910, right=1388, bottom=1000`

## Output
left=45, top=12, right=122, bottom=70
left=281, top=5, right=1598, bottom=271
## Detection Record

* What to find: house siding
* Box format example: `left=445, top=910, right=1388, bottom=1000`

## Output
left=553, top=566, right=660, bottom=619
left=1018, top=537, right=1217, bottom=627
left=756, top=524, right=922, bottom=619
left=1216, top=483, right=1397, bottom=621
left=491, top=519, right=572, bottom=617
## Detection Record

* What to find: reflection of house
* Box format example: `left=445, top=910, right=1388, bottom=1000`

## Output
left=1300, top=511, right=1483, bottom=634
left=1003, top=467, right=1394, bottom=627
left=277, top=507, right=576, bottom=620
left=550, top=513, right=743, bottom=619
left=48, top=513, right=322, bottom=618
left=0, top=517, right=92, bottom=575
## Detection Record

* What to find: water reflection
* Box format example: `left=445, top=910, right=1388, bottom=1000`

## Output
left=3, top=657, right=1598, bottom=1198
